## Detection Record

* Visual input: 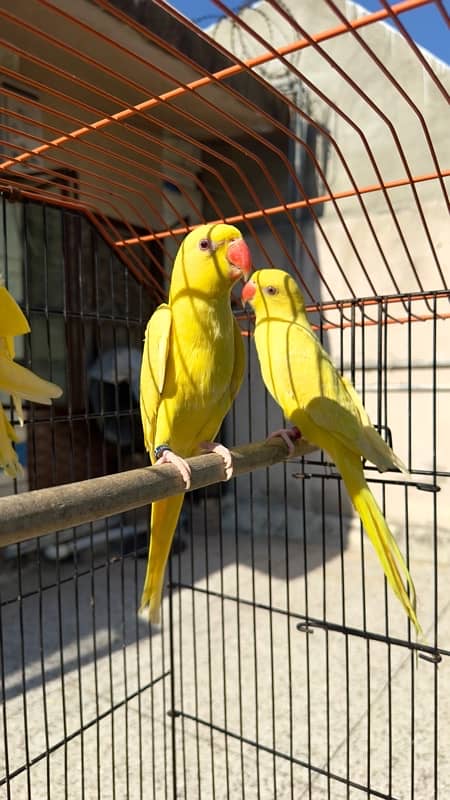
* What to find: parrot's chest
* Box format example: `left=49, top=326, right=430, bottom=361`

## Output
left=170, top=312, right=234, bottom=407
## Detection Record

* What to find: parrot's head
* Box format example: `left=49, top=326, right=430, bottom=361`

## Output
left=170, top=223, right=252, bottom=299
left=241, top=269, right=306, bottom=321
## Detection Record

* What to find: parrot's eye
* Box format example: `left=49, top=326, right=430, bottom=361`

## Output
left=198, top=238, right=211, bottom=252
left=264, top=285, right=278, bottom=296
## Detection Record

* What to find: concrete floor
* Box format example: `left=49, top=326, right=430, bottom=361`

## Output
left=0, top=492, right=449, bottom=799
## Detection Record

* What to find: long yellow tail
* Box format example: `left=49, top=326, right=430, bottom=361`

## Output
left=139, top=493, right=185, bottom=625
left=333, top=445, right=422, bottom=636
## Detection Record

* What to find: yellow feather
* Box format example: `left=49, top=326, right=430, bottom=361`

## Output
left=331, top=443, right=420, bottom=634
left=139, top=224, right=248, bottom=624
left=0, top=403, right=22, bottom=478
left=139, top=494, right=184, bottom=624
left=247, top=268, right=421, bottom=636
left=0, top=287, right=30, bottom=338
left=0, top=287, right=62, bottom=477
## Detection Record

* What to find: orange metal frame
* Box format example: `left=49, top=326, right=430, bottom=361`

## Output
left=0, top=0, right=448, bottom=322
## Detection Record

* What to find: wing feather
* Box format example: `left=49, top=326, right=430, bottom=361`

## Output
left=139, top=304, right=172, bottom=457
left=281, top=323, right=405, bottom=471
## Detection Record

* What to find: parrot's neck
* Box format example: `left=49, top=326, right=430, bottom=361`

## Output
left=170, top=291, right=234, bottom=339
left=255, top=310, right=312, bottom=332
left=169, top=279, right=232, bottom=305
left=169, top=288, right=229, bottom=305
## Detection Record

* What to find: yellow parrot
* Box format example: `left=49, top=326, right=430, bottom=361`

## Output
left=242, top=269, right=421, bottom=635
left=0, top=286, right=62, bottom=477
left=139, top=222, right=252, bottom=623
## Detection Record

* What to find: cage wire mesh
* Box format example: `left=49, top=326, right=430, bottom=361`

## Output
left=0, top=0, right=449, bottom=797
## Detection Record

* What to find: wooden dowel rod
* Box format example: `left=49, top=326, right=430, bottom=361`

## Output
left=0, top=438, right=316, bottom=546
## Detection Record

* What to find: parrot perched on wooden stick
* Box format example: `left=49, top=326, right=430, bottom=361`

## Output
left=242, top=268, right=421, bottom=636
left=0, top=286, right=62, bottom=477
left=139, top=223, right=252, bottom=624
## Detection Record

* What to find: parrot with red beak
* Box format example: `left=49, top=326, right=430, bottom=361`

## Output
left=140, top=223, right=252, bottom=623
left=242, top=269, right=421, bottom=636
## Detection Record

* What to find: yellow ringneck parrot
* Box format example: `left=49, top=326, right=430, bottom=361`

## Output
left=242, top=269, right=421, bottom=636
left=0, top=286, right=62, bottom=477
left=139, top=223, right=252, bottom=624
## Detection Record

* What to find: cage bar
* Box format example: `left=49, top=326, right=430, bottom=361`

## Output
left=0, top=1, right=448, bottom=798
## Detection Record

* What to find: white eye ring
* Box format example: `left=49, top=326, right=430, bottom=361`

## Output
left=198, top=238, right=211, bottom=251
left=265, top=285, right=278, bottom=296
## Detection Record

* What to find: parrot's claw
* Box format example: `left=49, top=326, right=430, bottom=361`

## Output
left=267, top=426, right=302, bottom=456
left=156, top=449, right=192, bottom=489
left=200, top=441, right=234, bottom=481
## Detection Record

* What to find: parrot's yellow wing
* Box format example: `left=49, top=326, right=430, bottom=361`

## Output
left=0, top=286, right=62, bottom=477
left=339, top=375, right=408, bottom=473
left=139, top=304, right=171, bottom=458
left=0, top=287, right=30, bottom=337
left=285, top=323, right=405, bottom=473
left=277, top=323, right=367, bottom=439
left=0, top=287, right=30, bottom=363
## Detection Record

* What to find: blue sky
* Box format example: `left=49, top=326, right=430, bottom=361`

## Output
left=167, top=0, right=449, bottom=64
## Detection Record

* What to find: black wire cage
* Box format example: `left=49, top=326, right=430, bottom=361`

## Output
left=0, top=0, right=449, bottom=798
left=0, top=195, right=448, bottom=800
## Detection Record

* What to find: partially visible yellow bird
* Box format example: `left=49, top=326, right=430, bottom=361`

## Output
left=140, top=223, right=252, bottom=623
left=0, top=286, right=62, bottom=477
left=242, top=269, right=421, bottom=635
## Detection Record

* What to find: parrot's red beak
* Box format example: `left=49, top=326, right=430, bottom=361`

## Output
left=241, top=280, right=256, bottom=305
left=227, top=238, right=252, bottom=281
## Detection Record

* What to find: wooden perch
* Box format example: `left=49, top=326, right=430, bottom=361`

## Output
left=0, top=438, right=316, bottom=547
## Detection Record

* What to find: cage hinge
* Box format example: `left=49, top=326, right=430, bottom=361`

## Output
left=418, top=651, right=442, bottom=664
left=414, top=482, right=441, bottom=493
left=296, top=622, right=315, bottom=634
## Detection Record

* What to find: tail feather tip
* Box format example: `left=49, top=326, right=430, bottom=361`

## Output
left=138, top=598, right=161, bottom=626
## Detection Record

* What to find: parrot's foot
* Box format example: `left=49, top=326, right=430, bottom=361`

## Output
left=156, top=448, right=191, bottom=489
left=200, top=441, right=234, bottom=480
left=267, top=426, right=301, bottom=456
